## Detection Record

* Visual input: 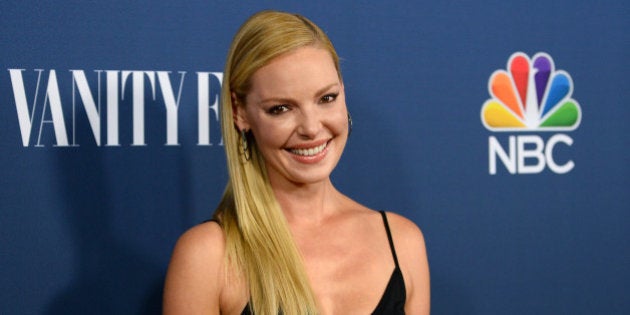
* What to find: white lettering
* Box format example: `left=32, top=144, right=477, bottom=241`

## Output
left=546, top=134, right=574, bottom=174
left=197, top=72, right=223, bottom=146
left=71, top=70, right=101, bottom=146
left=489, top=134, right=575, bottom=174
left=157, top=71, right=186, bottom=146
left=9, top=69, right=45, bottom=146
left=106, top=71, right=120, bottom=146
left=489, top=136, right=516, bottom=174
left=8, top=68, right=224, bottom=148
left=517, top=135, right=545, bottom=174
left=37, top=70, right=69, bottom=147
left=122, top=71, right=156, bottom=146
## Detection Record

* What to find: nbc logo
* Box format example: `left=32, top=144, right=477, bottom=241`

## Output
left=481, top=52, right=582, bottom=175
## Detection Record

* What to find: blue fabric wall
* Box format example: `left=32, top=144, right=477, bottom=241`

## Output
left=1, top=1, right=628, bottom=314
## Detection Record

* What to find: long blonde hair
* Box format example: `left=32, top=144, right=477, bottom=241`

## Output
left=213, top=10, right=341, bottom=315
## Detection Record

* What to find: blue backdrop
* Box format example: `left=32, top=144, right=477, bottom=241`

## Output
left=1, top=1, right=628, bottom=314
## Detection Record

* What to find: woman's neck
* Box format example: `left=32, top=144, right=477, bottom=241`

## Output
left=270, top=177, right=343, bottom=226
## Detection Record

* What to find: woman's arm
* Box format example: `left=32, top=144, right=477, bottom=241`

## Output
left=388, top=212, right=431, bottom=315
left=163, top=222, right=225, bottom=315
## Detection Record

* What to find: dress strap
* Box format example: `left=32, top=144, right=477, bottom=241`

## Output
left=379, top=211, right=400, bottom=268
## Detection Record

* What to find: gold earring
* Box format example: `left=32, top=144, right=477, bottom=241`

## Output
left=239, top=129, right=251, bottom=161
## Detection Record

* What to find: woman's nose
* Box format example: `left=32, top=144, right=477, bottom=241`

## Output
left=296, top=106, right=322, bottom=139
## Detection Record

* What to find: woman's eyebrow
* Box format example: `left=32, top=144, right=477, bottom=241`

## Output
left=257, top=82, right=340, bottom=105
left=313, top=82, right=340, bottom=97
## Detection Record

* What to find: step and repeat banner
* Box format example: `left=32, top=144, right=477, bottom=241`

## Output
left=1, top=1, right=628, bottom=314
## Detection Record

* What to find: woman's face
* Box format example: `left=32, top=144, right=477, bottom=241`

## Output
left=235, top=46, right=348, bottom=187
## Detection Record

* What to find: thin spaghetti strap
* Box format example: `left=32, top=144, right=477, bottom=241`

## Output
left=379, top=210, right=400, bottom=268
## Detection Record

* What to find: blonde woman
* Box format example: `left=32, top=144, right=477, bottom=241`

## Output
left=163, top=10, right=430, bottom=315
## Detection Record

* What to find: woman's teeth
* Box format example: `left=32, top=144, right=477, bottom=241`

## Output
left=290, top=142, right=327, bottom=156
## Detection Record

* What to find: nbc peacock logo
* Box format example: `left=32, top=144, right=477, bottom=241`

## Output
left=481, top=52, right=581, bottom=175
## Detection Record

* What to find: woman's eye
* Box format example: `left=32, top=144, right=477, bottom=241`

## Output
left=267, top=104, right=289, bottom=115
left=320, top=93, right=338, bottom=104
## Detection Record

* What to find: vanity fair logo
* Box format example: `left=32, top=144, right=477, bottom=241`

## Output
left=480, top=52, right=582, bottom=175
left=8, top=69, right=224, bottom=147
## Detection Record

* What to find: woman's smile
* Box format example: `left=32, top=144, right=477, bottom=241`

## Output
left=286, top=139, right=331, bottom=163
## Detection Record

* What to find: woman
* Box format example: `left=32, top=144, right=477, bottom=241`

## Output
left=163, top=10, right=430, bottom=315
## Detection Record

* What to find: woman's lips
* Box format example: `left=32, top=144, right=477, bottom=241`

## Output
left=286, top=140, right=330, bottom=163
left=289, top=141, right=327, bottom=156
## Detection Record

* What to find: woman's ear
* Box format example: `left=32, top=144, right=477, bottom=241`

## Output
left=232, top=92, right=250, bottom=131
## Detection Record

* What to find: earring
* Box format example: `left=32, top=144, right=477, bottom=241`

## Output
left=239, top=129, right=251, bottom=161
left=347, top=113, right=353, bottom=136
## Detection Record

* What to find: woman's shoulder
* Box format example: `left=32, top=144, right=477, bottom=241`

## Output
left=170, top=220, right=227, bottom=265
left=346, top=205, right=427, bottom=255
left=380, top=211, right=427, bottom=267
left=382, top=211, right=426, bottom=243
left=178, top=220, right=225, bottom=248
left=382, top=211, right=430, bottom=314
left=168, top=220, right=228, bottom=281
left=163, top=221, right=226, bottom=314
left=347, top=203, right=424, bottom=238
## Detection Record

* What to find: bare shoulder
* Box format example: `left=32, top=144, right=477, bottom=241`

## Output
left=173, top=221, right=226, bottom=257
left=384, top=211, right=431, bottom=315
left=167, top=221, right=227, bottom=275
left=382, top=211, right=428, bottom=270
left=163, top=221, right=226, bottom=314
left=383, top=211, right=426, bottom=248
